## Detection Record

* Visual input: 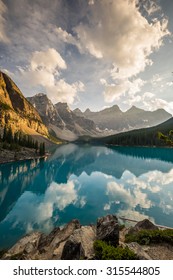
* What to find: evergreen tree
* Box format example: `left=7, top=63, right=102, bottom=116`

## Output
left=39, top=142, right=46, bottom=156
left=6, top=126, right=13, bottom=144
left=3, top=125, right=7, bottom=142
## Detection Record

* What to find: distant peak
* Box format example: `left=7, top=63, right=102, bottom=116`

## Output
left=55, top=102, right=71, bottom=112
left=35, top=93, right=47, bottom=97
left=112, top=104, right=121, bottom=110
left=85, top=108, right=91, bottom=114
left=127, top=105, right=143, bottom=112
left=102, top=104, right=121, bottom=113
left=74, top=108, right=82, bottom=113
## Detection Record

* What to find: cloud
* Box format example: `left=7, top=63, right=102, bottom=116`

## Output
left=18, top=48, right=85, bottom=104
left=103, top=78, right=145, bottom=103
left=46, top=79, right=85, bottom=104
left=6, top=180, right=80, bottom=233
left=151, top=74, right=163, bottom=86
left=106, top=179, right=151, bottom=210
left=72, top=0, right=170, bottom=104
left=139, top=92, right=173, bottom=114
left=0, top=0, right=9, bottom=43
left=55, top=27, right=82, bottom=51
left=167, top=82, right=173, bottom=87
left=74, top=0, right=169, bottom=79
left=31, top=48, right=67, bottom=72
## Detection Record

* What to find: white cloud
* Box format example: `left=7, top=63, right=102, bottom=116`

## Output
left=6, top=180, right=80, bottom=233
left=151, top=74, right=163, bottom=86
left=31, top=48, right=67, bottom=72
left=73, top=0, right=170, bottom=104
left=167, top=82, right=173, bottom=87
left=106, top=179, right=151, bottom=210
left=46, top=79, right=85, bottom=105
left=140, top=92, right=173, bottom=114
left=43, top=181, right=78, bottom=212
left=0, top=0, right=9, bottom=43
left=103, top=78, right=145, bottom=103
left=74, top=0, right=169, bottom=79
left=18, top=48, right=85, bottom=104
left=55, top=27, right=82, bottom=51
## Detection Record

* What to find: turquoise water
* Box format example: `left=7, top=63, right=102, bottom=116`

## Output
left=0, top=144, right=173, bottom=250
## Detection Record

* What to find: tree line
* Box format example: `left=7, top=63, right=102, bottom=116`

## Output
left=102, top=129, right=173, bottom=147
left=0, top=125, right=45, bottom=155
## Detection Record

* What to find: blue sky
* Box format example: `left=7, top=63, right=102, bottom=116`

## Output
left=0, top=0, right=173, bottom=113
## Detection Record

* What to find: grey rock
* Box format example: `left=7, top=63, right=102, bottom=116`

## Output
left=3, top=232, right=41, bottom=259
left=61, top=226, right=95, bottom=260
left=96, top=214, right=119, bottom=246
left=125, top=242, right=151, bottom=260
left=128, top=219, right=158, bottom=235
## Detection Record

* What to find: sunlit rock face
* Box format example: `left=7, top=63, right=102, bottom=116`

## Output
left=0, top=71, right=48, bottom=137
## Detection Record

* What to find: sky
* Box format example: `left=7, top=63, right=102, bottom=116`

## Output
left=0, top=0, right=173, bottom=113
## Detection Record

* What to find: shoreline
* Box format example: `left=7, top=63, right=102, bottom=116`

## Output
left=0, top=147, right=49, bottom=165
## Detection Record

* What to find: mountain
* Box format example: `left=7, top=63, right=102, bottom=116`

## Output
left=27, top=94, right=99, bottom=141
left=55, top=102, right=97, bottom=135
left=92, top=117, right=173, bottom=147
left=27, top=94, right=64, bottom=128
left=0, top=71, right=48, bottom=137
left=74, top=105, right=172, bottom=132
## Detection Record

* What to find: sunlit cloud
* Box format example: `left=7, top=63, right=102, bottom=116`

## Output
left=18, top=48, right=85, bottom=104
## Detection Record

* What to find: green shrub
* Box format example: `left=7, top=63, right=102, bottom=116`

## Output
left=94, top=240, right=138, bottom=260
left=125, top=229, right=173, bottom=245
left=119, top=224, right=125, bottom=231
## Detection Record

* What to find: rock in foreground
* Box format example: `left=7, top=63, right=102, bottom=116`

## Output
left=1, top=215, right=173, bottom=260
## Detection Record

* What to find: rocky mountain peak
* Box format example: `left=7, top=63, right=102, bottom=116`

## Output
left=73, top=108, right=82, bottom=114
left=0, top=71, right=48, bottom=136
left=84, top=108, right=92, bottom=114
left=56, top=102, right=70, bottom=112
left=27, top=94, right=64, bottom=127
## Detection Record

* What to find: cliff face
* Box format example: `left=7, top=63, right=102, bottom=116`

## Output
left=0, top=72, right=48, bottom=136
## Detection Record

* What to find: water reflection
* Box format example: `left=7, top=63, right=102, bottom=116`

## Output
left=0, top=144, right=173, bottom=249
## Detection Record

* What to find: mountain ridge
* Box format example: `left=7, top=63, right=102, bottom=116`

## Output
left=0, top=71, right=48, bottom=137
left=27, top=94, right=100, bottom=141
left=73, top=104, right=171, bottom=132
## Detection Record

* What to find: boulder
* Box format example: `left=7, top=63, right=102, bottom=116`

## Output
left=2, top=232, right=41, bottom=259
left=128, top=219, right=158, bottom=235
left=96, top=214, right=119, bottom=246
left=61, top=226, right=95, bottom=260
left=125, top=242, right=151, bottom=260
left=38, top=219, right=81, bottom=258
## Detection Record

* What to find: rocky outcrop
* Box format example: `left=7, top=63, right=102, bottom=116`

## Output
left=1, top=216, right=173, bottom=260
left=127, top=219, right=158, bottom=235
left=61, top=226, right=95, bottom=260
left=0, top=71, right=48, bottom=137
left=96, top=214, right=119, bottom=246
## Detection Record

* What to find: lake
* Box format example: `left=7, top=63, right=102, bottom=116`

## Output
left=0, top=144, right=173, bottom=250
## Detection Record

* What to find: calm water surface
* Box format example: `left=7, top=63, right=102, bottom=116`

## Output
left=0, top=144, right=173, bottom=249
